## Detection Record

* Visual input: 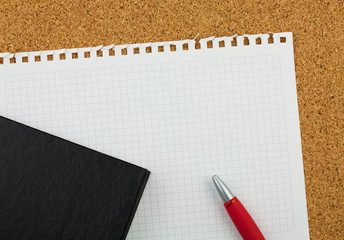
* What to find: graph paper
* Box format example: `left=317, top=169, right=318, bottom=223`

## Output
left=0, top=33, right=309, bottom=239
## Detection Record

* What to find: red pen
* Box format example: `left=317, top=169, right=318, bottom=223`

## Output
left=212, top=175, right=265, bottom=240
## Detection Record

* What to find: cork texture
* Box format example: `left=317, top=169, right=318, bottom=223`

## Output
left=0, top=0, right=343, bottom=239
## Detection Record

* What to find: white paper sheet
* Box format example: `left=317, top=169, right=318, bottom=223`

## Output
left=0, top=32, right=309, bottom=239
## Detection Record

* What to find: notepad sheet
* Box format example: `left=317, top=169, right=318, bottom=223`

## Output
left=0, top=32, right=309, bottom=239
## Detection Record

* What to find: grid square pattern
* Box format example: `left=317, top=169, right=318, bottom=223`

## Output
left=4, top=55, right=294, bottom=239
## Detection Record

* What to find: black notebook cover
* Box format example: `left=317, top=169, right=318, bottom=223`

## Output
left=0, top=116, right=150, bottom=240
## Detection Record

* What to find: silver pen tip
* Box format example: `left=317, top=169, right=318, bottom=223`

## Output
left=212, top=175, right=235, bottom=203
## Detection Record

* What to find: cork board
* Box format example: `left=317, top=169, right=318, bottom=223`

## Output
left=0, top=0, right=343, bottom=239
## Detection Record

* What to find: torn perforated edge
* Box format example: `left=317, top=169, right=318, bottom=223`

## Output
left=0, top=32, right=291, bottom=65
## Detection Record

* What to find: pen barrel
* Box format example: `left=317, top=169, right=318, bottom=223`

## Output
left=224, top=197, right=265, bottom=240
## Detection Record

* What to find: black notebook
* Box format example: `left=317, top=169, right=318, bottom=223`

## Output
left=0, top=116, right=150, bottom=240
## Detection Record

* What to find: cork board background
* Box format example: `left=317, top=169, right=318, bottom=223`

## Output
left=0, top=0, right=343, bottom=239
